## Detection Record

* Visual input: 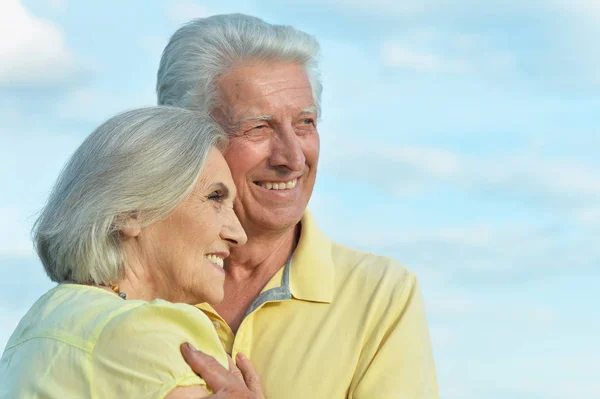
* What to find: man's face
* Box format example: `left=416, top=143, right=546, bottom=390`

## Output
left=216, top=61, right=320, bottom=235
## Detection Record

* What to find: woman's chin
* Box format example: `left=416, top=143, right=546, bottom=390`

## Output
left=195, top=284, right=225, bottom=306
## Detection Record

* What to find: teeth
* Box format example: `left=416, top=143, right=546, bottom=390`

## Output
left=257, top=179, right=297, bottom=190
left=206, top=254, right=224, bottom=268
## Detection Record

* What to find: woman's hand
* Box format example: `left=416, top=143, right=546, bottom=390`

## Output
left=180, top=343, right=265, bottom=399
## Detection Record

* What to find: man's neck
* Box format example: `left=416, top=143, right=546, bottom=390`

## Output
left=213, top=223, right=300, bottom=332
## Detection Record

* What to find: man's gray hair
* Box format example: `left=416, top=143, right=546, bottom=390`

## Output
left=156, top=13, right=322, bottom=119
left=33, top=106, right=227, bottom=285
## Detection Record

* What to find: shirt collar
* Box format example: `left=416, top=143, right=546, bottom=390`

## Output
left=197, top=209, right=334, bottom=316
left=289, top=209, right=334, bottom=303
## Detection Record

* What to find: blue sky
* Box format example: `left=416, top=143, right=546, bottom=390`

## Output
left=1, top=0, right=599, bottom=397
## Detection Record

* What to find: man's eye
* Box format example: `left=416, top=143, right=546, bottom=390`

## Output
left=243, top=125, right=267, bottom=135
left=302, top=118, right=314, bottom=125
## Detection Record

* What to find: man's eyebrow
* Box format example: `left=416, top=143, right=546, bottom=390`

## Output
left=299, top=105, right=317, bottom=115
left=239, top=114, right=272, bottom=123
left=239, top=106, right=316, bottom=122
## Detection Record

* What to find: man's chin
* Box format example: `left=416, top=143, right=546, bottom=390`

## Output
left=246, top=207, right=305, bottom=233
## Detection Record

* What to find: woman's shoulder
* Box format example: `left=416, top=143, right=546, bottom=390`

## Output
left=6, top=284, right=221, bottom=357
left=4, top=284, right=131, bottom=351
left=91, top=299, right=226, bottom=397
left=98, top=298, right=218, bottom=340
left=3, top=285, right=225, bottom=398
left=93, top=298, right=227, bottom=365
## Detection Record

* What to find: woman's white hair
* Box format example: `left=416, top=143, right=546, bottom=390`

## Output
left=33, top=106, right=227, bottom=285
left=156, top=13, right=322, bottom=120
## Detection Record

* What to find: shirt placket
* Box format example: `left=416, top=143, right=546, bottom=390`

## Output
left=231, top=258, right=293, bottom=359
left=201, top=309, right=235, bottom=354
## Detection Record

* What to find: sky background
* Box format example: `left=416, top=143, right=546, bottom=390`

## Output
left=1, top=0, right=599, bottom=398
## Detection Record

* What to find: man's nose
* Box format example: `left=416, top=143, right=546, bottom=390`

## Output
left=268, top=125, right=305, bottom=171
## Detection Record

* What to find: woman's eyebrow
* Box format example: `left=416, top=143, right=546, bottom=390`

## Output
left=209, top=182, right=230, bottom=198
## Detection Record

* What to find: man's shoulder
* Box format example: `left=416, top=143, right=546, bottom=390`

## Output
left=299, top=212, right=416, bottom=299
left=326, top=241, right=420, bottom=330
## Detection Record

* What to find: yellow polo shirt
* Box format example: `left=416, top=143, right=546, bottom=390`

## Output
left=197, top=211, right=439, bottom=398
left=0, top=284, right=227, bottom=398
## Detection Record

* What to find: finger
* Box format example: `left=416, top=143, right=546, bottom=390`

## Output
left=227, top=355, right=245, bottom=384
left=236, top=353, right=264, bottom=398
left=180, top=343, right=232, bottom=391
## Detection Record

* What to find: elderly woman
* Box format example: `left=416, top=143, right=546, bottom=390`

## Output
left=0, top=107, right=263, bottom=398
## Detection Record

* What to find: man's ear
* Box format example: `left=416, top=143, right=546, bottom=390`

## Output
left=120, top=216, right=141, bottom=238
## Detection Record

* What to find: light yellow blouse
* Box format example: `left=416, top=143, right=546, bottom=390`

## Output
left=0, top=284, right=228, bottom=398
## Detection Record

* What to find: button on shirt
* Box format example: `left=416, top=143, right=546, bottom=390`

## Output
left=196, top=211, right=439, bottom=398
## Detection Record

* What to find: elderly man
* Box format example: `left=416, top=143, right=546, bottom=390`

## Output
left=157, top=14, right=438, bottom=398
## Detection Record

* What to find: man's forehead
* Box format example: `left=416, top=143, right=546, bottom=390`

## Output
left=219, top=62, right=312, bottom=100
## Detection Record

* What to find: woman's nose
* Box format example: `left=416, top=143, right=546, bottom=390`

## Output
left=221, top=210, right=248, bottom=247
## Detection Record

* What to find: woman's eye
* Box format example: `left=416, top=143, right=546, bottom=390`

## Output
left=208, top=191, right=224, bottom=202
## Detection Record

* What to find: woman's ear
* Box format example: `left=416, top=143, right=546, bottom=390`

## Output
left=120, top=217, right=141, bottom=238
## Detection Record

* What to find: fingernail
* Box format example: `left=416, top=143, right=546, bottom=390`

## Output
left=236, top=352, right=246, bottom=360
left=185, top=342, right=198, bottom=352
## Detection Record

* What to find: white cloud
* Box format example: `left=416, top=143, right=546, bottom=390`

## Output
left=140, top=36, right=169, bottom=61
left=0, top=207, right=36, bottom=259
left=553, top=0, right=600, bottom=22
left=464, top=155, right=600, bottom=205
left=0, top=106, right=21, bottom=125
left=0, top=307, right=24, bottom=351
left=428, top=326, right=457, bottom=350
left=306, top=0, right=449, bottom=17
left=47, top=0, right=65, bottom=11
left=309, top=0, right=599, bottom=21
left=330, top=216, right=599, bottom=278
left=381, top=31, right=516, bottom=75
left=166, top=1, right=212, bottom=25
left=323, top=142, right=600, bottom=205
left=428, top=293, right=558, bottom=326
left=322, top=144, right=462, bottom=196
left=164, top=1, right=264, bottom=28
left=517, top=380, right=600, bottom=399
left=55, top=87, right=156, bottom=123
left=378, top=146, right=462, bottom=178
left=550, top=1, right=600, bottom=85
left=306, top=0, right=537, bottom=18
left=381, top=42, right=468, bottom=73
left=348, top=225, right=495, bottom=248
left=0, top=0, right=80, bottom=87
left=576, top=208, right=600, bottom=227
left=0, top=132, right=88, bottom=261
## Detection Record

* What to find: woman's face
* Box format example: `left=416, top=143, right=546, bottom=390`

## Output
left=136, top=148, right=247, bottom=304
